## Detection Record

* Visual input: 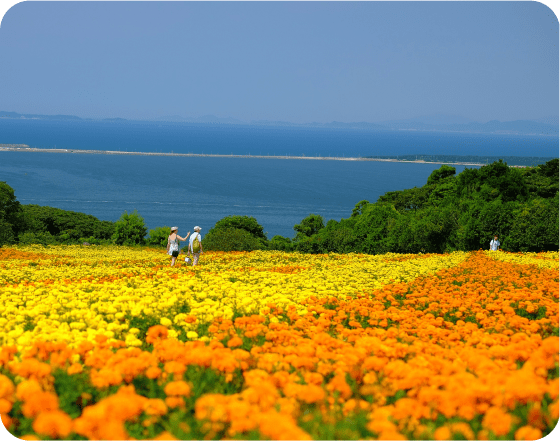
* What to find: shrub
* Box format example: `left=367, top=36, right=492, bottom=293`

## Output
left=146, top=226, right=172, bottom=248
left=112, top=210, right=147, bottom=246
left=211, top=216, right=267, bottom=241
left=268, top=235, right=293, bottom=252
left=203, top=228, right=265, bottom=251
left=18, top=231, right=58, bottom=246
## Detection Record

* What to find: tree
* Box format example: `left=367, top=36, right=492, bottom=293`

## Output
left=203, top=227, right=265, bottom=251
left=294, top=214, right=325, bottom=239
left=427, top=165, right=456, bottom=185
left=269, top=235, right=293, bottom=252
left=351, top=200, right=369, bottom=217
left=211, top=216, right=267, bottom=241
left=112, top=210, right=147, bottom=245
left=0, top=181, right=23, bottom=246
left=146, top=226, right=172, bottom=248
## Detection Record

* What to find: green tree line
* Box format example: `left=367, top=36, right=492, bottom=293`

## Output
left=1, top=159, right=558, bottom=253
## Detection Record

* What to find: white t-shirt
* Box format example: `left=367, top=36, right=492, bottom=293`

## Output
left=189, top=232, right=203, bottom=253
left=490, top=239, right=500, bottom=251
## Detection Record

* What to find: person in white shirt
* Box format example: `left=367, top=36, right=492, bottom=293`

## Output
left=490, top=235, right=500, bottom=251
left=188, top=226, right=204, bottom=266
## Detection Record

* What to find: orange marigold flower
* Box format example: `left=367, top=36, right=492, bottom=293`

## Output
left=0, top=399, right=12, bottom=414
left=184, top=315, right=197, bottom=324
left=67, top=363, right=83, bottom=375
left=151, top=430, right=179, bottom=440
left=0, top=375, right=14, bottom=400
left=32, top=410, right=73, bottom=439
left=164, top=380, right=191, bottom=397
left=94, top=334, right=108, bottom=344
left=326, top=374, right=352, bottom=400
left=514, top=425, right=543, bottom=440
left=227, top=336, right=243, bottom=348
left=143, top=398, right=168, bottom=416
left=15, top=379, right=42, bottom=402
left=146, top=325, right=169, bottom=344
left=165, top=396, right=186, bottom=409
left=145, top=366, right=162, bottom=380
left=433, top=427, right=451, bottom=440
left=1, top=413, right=12, bottom=430
left=482, top=406, right=514, bottom=436
left=21, top=391, right=59, bottom=418
left=18, top=435, right=39, bottom=440
left=163, top=361, right=186, bottom=377
left=378, top=429, right=407, bottom=440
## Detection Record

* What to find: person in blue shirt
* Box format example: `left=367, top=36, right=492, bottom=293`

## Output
left=490, top=235, right=500, bottom=251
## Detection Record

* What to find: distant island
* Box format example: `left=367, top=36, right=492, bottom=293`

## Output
left=0, top=110, right=558, bottom=136
left=0, top=144, right=555, bottom=167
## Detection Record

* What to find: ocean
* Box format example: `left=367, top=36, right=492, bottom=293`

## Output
left=0, top=119, right=556, bottom=238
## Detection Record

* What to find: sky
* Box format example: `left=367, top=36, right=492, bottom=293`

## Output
left=0, top=1, right=558, bottom=124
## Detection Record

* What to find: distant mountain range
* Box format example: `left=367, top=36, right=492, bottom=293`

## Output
left=1, top=110, right=558, bottom=136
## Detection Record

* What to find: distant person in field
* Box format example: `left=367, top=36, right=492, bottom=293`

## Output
left=490, top=235, right=501, bottom=251
left=167, top=227, right=190, bottom=267
left=188, top=226, right=203, bottom=266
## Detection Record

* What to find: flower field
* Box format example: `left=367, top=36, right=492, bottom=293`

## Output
left=0, top=246, right=558, bottom=440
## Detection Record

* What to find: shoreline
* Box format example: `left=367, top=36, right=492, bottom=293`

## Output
left=0, top=145, right=493, bottom=167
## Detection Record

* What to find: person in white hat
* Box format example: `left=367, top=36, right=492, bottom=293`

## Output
left=187, top=226, right=203, bottom=266
left=167, top=227, right=190, bottom=267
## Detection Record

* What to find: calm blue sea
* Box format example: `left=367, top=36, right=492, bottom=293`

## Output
left=0, top=118, right=558, bottom=157
left=0, top=119, right=556, bottom=238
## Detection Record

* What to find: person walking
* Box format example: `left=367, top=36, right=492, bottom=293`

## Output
left=490, top=235, right=501, bottom=251
left=188, top=226, right=203, bottom=266
left=167, top=227, right=190, bottom=267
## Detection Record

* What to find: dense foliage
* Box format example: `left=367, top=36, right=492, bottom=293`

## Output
left=203, top=216, right=268, bottom=251
left=280, top=159, right=559, bottom=254
left=1, top=159, right=558, bottom=252
left=112, top=210, right=148, bottom=246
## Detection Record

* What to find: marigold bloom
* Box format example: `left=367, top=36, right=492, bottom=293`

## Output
left=482, top=406, right=515, bottom=436
left=514, top=425, right=543, bottom=440
left=146, top=325, right=169, bottom=344
left=21, top=391, right=59, bottom=418
left=32, top=410, right=73, bottom=439
left=143, top=398, right=168, bottom=416
left=1, top=413, right=12, bottom=430
left=164, top=381, right=191, bottom=397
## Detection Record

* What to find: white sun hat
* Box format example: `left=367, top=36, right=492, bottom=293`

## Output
left=194, top=226, right=201, bottom=231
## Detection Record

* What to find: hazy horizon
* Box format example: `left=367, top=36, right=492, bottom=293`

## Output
left=0, top=1, right=558, bottom=124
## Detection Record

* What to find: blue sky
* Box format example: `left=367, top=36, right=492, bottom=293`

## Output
left=0, top=1, right=558, bottom=123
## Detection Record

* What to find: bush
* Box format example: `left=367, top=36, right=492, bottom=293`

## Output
left=112, top=210, right=147, bottom=246
left=20, top=205, right=115, bottom=242
left=268, top=235, right=293, bottom=252
left=203, top=228, right=265, bottom=251
left=211, top=216, right=267, bottom=241
left=146, top=226, right=172, bottom=248
left=18, top=231, right=58, bottom=246
left=0, top=219, right=16, bottom=246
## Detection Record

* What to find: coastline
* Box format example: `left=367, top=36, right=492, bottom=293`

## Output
left=0, top=145, right=492, bottom=167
